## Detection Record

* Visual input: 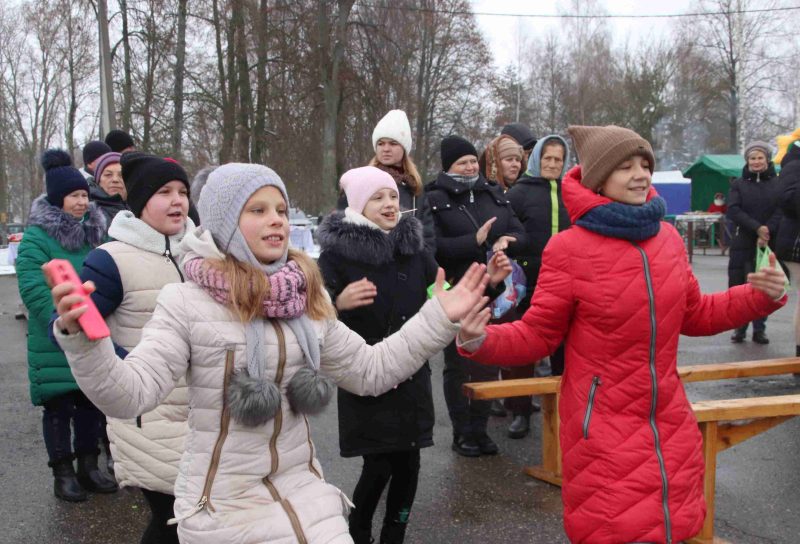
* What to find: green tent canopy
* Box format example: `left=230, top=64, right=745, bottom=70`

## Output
left=682, top=155, right=744, bottom=211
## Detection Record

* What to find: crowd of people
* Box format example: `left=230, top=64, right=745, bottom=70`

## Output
left=13, top=114, right=796, bottom=543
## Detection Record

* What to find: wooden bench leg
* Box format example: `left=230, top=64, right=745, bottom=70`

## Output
left=524, top=393, right=562, bottom=486
left=687, top=421, right=719, bottom=544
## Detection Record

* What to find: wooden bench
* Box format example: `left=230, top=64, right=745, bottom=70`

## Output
left=463, top=357, right=800, bottom=544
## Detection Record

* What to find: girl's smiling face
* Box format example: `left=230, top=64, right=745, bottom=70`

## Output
left=598, top=155, right=652, bottom=205
left=238, top=186, right=290, bottom=264
left=140, top=180, right=189, bottom=236
left=362, top=187, right=400, bottom=230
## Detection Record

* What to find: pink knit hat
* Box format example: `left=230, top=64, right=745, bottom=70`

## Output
left=340, top=166, right=398, bottom=214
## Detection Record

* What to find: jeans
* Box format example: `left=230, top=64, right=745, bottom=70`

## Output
left=42, top=390, right=104, bottom=465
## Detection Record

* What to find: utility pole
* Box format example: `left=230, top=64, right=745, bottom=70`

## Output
left=515, top=17, right=521, bottom=123
left=97, top=0, right=116, bottom=138
left=734, top=0, right=746, bottom=154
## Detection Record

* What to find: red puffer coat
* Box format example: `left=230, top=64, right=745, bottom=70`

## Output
left=461, top=166, right=786, bottom=544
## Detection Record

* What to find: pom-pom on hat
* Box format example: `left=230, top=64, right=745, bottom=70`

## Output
left=440, top=135, right=478, bottom=173
left=41, top=149, right=90, bottom=208
left=120, top=152, right=189, bottom=217
left=82, top=141, right=111, bottom=170
left=104, top=129, right=135, bottom=152
left=372, top=110, right=413, bottom=155
left=567, top=125, right=655, bottom=192
left=340, top=166, right=399, bottom=215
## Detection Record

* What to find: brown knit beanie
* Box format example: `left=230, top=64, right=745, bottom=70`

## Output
left=567, top=125, right=655, bottom=191
left=496, top=135, right=523, bottom=161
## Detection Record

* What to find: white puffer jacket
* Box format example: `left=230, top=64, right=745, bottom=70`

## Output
left=56, top=229, right=460, bottom=544
left=97, top=212, right=194, bottom=494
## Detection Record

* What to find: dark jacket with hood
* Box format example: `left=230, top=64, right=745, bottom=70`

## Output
left=16, top=195, right=106, bottom=405
left=88, top=178, right=129, bottom=226
left=774, top=143, right=800, bottom=262
left=726, top=163, right=782, bottom=275
left=317, top=211, right=437, bottom=457
left=505, top=135, right=571, bottom=301
left=336, top=164, right=436, bottom=255
left=424, top=172, right=526, bottom=284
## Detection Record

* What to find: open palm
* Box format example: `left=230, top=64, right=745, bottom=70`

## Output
left=433, top=263, right=489, bottom=322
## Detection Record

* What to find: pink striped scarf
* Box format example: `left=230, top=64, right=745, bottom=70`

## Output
left=183, top=257, right=307, bottom=319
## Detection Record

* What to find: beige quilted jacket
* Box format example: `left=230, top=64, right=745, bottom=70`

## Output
left=56, top=263, right=458, bottom=543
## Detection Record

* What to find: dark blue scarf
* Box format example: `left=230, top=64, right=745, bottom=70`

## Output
left=576, top=196, right=666, bottom=241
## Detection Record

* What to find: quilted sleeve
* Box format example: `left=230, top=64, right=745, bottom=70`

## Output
left=681, top=263, right=786, bottom=336
left=460, top=234, right=574, bottom=365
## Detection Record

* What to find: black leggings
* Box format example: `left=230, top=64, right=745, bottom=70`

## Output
left=140, top=489, right=179, bottom=544
left=349, top=450, right=421, bottom=544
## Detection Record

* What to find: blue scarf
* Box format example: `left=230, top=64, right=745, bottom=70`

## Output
left=576, top=196, right=666, bottom=241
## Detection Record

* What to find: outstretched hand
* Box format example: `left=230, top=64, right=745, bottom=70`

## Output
left=458, top=299, right=492, bottom=348
left=748, top=253, right=787, bottom=300
left=433, top=263, right=489, bottom=322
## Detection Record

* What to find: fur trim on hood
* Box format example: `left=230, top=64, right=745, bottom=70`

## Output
left=27, top=194, right=106, bottom=251
left=316, top=211, right=424, bottom=266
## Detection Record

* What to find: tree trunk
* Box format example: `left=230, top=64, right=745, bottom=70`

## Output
left=64, top=1, right=78, bottom=155
left=252, top=0, right=269, bottom=164
left=231, top=0, right=252, bottom=162
left=119, top=0, right=133, bottom=132
left=97, top=0, right=116, bottom=136
left=171, top=0, right=188, bottom=159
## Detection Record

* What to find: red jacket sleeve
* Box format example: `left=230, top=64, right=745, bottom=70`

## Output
left=459, top=234, right=574, bottom=365
left=681, top=263, right=786, bottom=336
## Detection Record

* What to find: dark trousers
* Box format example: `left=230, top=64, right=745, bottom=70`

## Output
left=501, top=344, right=565, bottom=415
left=442, top=341, right=496, bottom=437
left=349, top=450, right=421, bottom=544
left=728, top=254, right=767, bottom=333
left=140, top=488, right=179, bottom=544
left=42, top=390, right=103, bottom=465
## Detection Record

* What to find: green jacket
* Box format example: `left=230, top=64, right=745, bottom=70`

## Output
left=16, top=196, right=106, bottom=405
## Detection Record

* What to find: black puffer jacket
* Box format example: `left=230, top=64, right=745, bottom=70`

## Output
left=89, top=180, right=129, bottom=226
left=317, top=211, right=437, bottom=457
left=726, top=164, right=782, bottom=270
left=505, top=176, right=570, bottom=299
left=424, top=172, right=526, bottom=283
left=774, top=145, right=800, bottom=262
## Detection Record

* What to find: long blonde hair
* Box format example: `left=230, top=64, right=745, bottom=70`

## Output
left=369, top=152, right=423, bottom=196
left=209, top=249, right=335, bottom=323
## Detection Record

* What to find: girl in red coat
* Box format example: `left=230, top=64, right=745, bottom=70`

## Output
left=456, top=125, right=788, bottom=544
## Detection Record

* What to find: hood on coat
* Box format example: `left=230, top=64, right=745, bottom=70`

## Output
left=742, top=162, right=777, bottom=182
left=109, top=210, right=195, bottom=257
left=317, top=210, right=424, bottom=266
left=27, top=194, right=107, bottom=251
left=177, top=226, right=226, bottom=269
left=562, top=165, right=659, bottom=224
left=526, top=135, right=570, bottom=179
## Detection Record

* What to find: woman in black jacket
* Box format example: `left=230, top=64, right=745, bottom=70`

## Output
left=727, top=140, right=782, bottom=344
left=426, top=135, right=526, bottom=457
left=774, top=136, right=800, bottom=355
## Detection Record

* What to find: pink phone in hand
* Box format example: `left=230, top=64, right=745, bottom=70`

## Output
left=43, top=259, right=110, bottom=340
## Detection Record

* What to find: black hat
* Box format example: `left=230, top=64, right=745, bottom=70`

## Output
left=41, top=149, right=90, bottom=208
left=121, top=152, right=189, bottom=217
left=440, top=135, right=478, bottom=172
left=501, top=122, right=537, bottom=150
left=104, top=129, right=135, bottom=153
left=82, top=140, right=112, bottom=170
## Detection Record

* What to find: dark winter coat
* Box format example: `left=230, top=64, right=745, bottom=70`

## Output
left=774, top=145, right=800, bottom=262
left=506, top=136, right=571, bottom=302
left=424, top=172, right=526, bottom=284
left=89, top=179, right=129, bottom=226
left=336, top=165, right=436, bottom=255
left=317, top=211, right=436, bottom=457
left=726, top=164, right=782, bottom=277
left=16, top=195, right=106, bottom=405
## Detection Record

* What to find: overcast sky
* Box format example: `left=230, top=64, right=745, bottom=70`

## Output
left=471, top=0, right=695, bottom=68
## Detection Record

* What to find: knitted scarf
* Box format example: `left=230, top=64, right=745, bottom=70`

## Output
left=576, top=196, right=666, bottom=241
left=183, top=258, right=307, bottom=321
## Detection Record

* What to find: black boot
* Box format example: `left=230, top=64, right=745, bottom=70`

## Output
left=102, top=439, right=114, bottom=475
left=752, top=331, right=769, bottom=345
left=51, top=459, right=88, bottom=502
left=474, top=433, right=499, bottom=455
left=731, top=328, right=746, bottom=343
left=451, top=434, right=480, bottom=457
left=507, top=415, right=531, bottom=439
left=77, top=453, right=118, bottom=493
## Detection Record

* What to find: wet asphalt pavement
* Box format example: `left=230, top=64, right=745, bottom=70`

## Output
left=1, top=251, right=800, bottom=543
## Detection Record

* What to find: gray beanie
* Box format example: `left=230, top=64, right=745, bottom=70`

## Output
left=198, top=163, right=290, bottom=255
left=744, top=141, right=772, bottom=161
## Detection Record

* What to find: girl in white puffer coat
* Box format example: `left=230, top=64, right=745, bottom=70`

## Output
left=51, top=163, right=489, bottom=544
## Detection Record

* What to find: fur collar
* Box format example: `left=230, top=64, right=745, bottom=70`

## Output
left=27, top=194, right=106, bottom=251
left=109, top=210, right=195, bottom=257
left=317, top=210, right=424, bottom=266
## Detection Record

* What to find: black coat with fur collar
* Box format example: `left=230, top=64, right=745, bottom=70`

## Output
left=317, top=211, right=437, bottom=457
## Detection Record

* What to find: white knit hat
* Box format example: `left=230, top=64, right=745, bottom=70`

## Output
left=372, top=110, right=413, bottom=154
